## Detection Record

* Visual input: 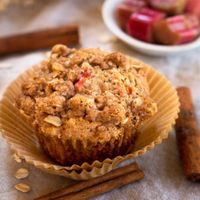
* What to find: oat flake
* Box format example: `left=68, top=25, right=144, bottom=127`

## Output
left=15, top=183, right=31, bottom=193
left=15, top=168, right=29, bottom=179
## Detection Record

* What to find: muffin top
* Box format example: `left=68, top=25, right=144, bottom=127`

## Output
left=17, top=45, right=157, bottom=141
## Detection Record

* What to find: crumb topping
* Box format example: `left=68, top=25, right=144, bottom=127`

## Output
left=17, top=45, right=157, bottom=140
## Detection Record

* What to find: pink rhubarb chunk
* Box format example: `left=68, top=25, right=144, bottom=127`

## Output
left=154, top=14, right=200, bottom=45
left=127, top=8, right=165, bottom=43
left=186, top=0, right=200, bottom=19
left=116, top=4, right=139, bottom=30
left=75, top=78, right=85, bottom=91
left=125, top=0, right=147, bottom=7
left=116, top=0, right=146, bottom=30
left=75, top=68, right=91, bottom=91
left=149, top=0, right=187, bottom=15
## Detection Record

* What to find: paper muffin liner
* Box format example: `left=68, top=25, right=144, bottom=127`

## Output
left=37, top=126, right=137, bottom=167
left=0, top=63, right=180, bottom=180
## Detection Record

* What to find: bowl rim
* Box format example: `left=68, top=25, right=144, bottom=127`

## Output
left=102, top=0, right=200, bottom=55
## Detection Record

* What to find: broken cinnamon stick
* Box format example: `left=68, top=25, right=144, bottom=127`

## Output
left=0, top=24, right=79, bottom=56
left=175, top=87, right=200, bottom=181
left=35, top=162, right=144, bottom=200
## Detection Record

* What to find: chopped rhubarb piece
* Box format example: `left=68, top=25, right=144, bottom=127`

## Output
left=125, top=0, right=147, bottom=7
left=75, top=78, right=85, bottom=91
left=116, top=4, right=141, bottom=30
left=149, top=0, right=187, bottom=15
left=75, top=68, right=90, bottom=91
left=125, top=84, right=133, bottom=95
left=186, top=0, right=200, bottom=19
left=127, top=8, right=165, bottom=43
left=81, top=68, right=90, bottom=78
left=154, top=15, right=200, bottom=45
left=81, top=71, right=90, bottom=78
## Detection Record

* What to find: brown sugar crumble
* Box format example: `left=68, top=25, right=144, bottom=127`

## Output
left=16, top=45, right=157, bottom=165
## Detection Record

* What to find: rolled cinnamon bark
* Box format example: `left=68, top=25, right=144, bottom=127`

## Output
left=175, top=87, right=200, bottom=181
left=35, top=162, right=144, bottom=200
left=0, top=24, right=79, bottom=56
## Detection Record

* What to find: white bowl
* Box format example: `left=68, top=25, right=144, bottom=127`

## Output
left=102, top=0, right=200, bottom=56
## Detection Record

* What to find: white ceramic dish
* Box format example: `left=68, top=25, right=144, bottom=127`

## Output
left=102, top=0, right=200, bottom=56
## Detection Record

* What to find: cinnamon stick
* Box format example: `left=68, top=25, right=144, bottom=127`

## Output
left=35, top=162, right=144, bottom=200
left=57, top=170, right=144, bottom=200
left=0, top=24, right=79, bottom=55
left=175, top=87, right=200, bottom=181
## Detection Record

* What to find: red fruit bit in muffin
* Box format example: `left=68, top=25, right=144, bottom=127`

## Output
left=127, top=8, right=165, bottom=43
left=75, top=78, right=85, bottom=91
left=75, top=68, right=91, bottom=91
left=81, top=68, right=90, bottom=78
left=125, top=84, right=133, bottom=95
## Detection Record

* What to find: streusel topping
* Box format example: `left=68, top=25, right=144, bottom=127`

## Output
left=17, top=45, right=157, bottom=140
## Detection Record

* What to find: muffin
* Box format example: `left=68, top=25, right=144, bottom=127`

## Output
left=16, top=45, right=157, bottom=166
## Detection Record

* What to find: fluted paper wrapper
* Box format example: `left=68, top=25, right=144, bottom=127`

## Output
left=0, top=64, right=180, bottom=180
